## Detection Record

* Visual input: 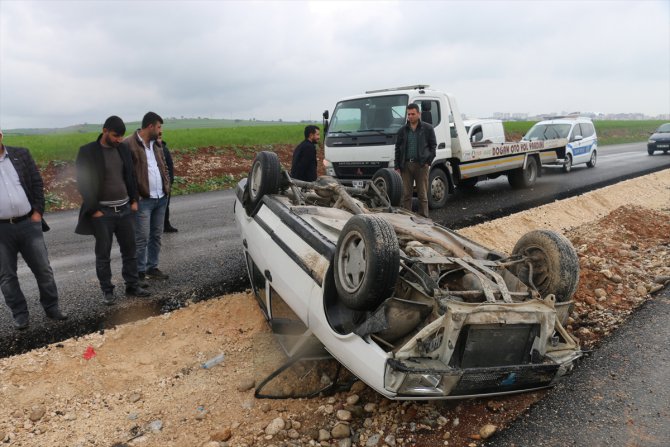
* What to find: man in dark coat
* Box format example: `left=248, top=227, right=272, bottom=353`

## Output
left=290, top=125, right=320, bottom=181
left=0, top=129, right=67, bottom=329
left=394, top=103, right=437, bottom=218
left=75, top=116, right=150, bottom=305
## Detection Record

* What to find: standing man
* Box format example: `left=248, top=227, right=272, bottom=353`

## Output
left=290, top=125, right=320, bottom=181
left=0, top=129, right=67, bottom=329
left=123, top=112, right=170, bottom=280
left=158, top=132, right=178, bottom=233
left=75, top=116, right=150, bottom=305
left=394, top=104, right=437, bottom=218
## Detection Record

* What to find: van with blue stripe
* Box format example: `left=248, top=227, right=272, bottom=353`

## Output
left=522, top=116, right=598, bottom=173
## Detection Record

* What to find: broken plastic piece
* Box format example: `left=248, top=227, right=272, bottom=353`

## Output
left=202, top=353, right=225, bottom=369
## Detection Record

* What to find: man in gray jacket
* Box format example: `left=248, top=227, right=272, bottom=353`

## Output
left=122, top=112, right=171, bottom=281
left=394, top=103, right=437, bottom=217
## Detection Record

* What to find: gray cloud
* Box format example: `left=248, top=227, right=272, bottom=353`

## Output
left=1, top=0, right=668, bottom=128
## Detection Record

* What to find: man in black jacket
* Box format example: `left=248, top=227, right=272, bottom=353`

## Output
left=394, top=104, right=437, bottom=217
left=75, top=116, right=150, bottom=305
left=0, top=129, right=67, bottom=329
left=290, top=125, right=320, bottom=181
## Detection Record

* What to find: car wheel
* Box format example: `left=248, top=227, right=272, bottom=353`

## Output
left=511, top=230, right=580, bottom=302
left=246, top=151, right=281, bottom=215
left=458, top=177, right=479, bottom=189
left=428, top=168, right=449, bottom=209
left=334, top=215, right=399, bottom=310
left=648, top=147, right=655, bottom=155
left=586, top=150, right=597, bottom=168
left=508, top=156, right=538, bottom=189
left=562, top=154, right=573, bottom=173
left=372, top=168, right=403, bottom=206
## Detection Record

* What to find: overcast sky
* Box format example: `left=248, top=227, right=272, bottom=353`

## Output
left=1, top=0, right=668, bottom=129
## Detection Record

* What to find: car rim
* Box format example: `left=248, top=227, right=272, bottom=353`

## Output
left=565, top=156, right=571, bottom=172
left=431, top=178, right=445, bottom=201
left=338, top=230, right=367, bottom=293
left=250, top=161, right=262, bottom=199
left=590, top=153, right=596, bottom=166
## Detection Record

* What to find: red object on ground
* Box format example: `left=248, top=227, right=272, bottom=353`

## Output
left=83, top=346, right=96, bottom=360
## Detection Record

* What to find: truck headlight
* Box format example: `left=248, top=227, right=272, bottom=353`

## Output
left=648, top=139, right=656, bottom=143
left=323, top=159, right=335, bottom=176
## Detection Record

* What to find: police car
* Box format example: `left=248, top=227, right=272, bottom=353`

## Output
left=523, top=116, right=598, bottom=173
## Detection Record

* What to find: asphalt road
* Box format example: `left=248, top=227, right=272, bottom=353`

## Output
left=1, top=142, right=669, bottom=356
left=485, top=289, right=670, bottom=447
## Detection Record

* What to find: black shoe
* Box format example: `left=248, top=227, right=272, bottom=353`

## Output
left=138, top=271, right=146, bottom=280
left=164, top=225, right=178, bottom=233
left=126, top=286, right=151, bottom=297
left=13, top=313, right=29, bottom=330
left=146, top=268, right=169, bottom=280
left=45, top=307, right=68, bottom=321
left=137, top=279, right=149, bottom=289
left=102, top=291, right=116, bottom=306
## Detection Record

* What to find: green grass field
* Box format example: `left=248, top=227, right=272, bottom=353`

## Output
left=2, top=120, right=665, bottom=165
left=3, top=124, right=307, bottom=164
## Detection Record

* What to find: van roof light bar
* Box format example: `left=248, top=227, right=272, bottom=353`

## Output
left=365, top=85, right=430, bottom=94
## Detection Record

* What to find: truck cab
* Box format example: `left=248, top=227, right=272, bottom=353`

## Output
left=323, top=85, right=564, bottom=209
left=323, top=85, right=459, bottom=208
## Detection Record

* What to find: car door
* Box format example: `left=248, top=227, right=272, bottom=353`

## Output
left=569, top=123, right=589, bottom=163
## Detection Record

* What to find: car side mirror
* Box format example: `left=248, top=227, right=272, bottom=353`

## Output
left=572, top=135, right=583, bottom=142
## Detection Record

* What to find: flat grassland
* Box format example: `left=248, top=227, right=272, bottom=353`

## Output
left=3, top=120, right=664, bottom=165
left=2, top=119, right=664, bottom=211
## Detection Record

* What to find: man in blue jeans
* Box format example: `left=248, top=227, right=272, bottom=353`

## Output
left=75, top=116, right=150, bottom=305
left=123, top=112, right=171, bottom=280
left=0, top=129, right=67, bottom=329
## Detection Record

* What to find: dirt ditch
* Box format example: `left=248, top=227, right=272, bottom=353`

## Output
left=0, top=170, right=668, bottom=447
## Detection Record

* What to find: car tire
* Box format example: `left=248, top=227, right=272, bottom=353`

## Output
left=648, top=147, right=655, bottom=155
left=245, top=151, right=281, bottom=215
left=334, top=215, right=399, bottom=311
left=458, top=177, right=479, bottom=189
left=562, top=154, right=573, bottom=173
left=586, top=150, right=597, bottom=168
left=372, top=168, right=403, bottom=206
left=428, top=168, right=449, bottom=209
left=511, top=230, right=580, bottom=302
left=508, top=156, right=539, bottom=189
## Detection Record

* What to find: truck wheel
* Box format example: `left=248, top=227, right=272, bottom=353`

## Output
left=586, top=150, right=597, bottom=168
left=334, top=215, right=399, bottom=310
left=562, top=154, right=573, bottom=173
left=511, top=230, right=580, bottom=302
left=428, top=168, right=449, bottom=209
left=508, top=156, right=538, bottom=189
left=372, top=168, right=402, bottom=206
left=458, top=177, right=479, bottom=189
left=647, top=147, right=655, bottom=155
left=246, top=151, right=281, bottom=215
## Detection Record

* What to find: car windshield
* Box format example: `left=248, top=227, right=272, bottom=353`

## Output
left=328, top=94, right=408, bottom=134
left=523, top=123, right=572, bottom=141
left=656, top=123, right=670, bottom=133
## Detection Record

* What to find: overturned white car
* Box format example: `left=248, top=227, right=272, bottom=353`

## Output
left=234, top=151, right=582, bottom=400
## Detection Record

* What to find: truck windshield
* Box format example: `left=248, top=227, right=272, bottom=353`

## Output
left=328, top=94, right=408, bottom=135
left=523, top=123, right=572, bottom=141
